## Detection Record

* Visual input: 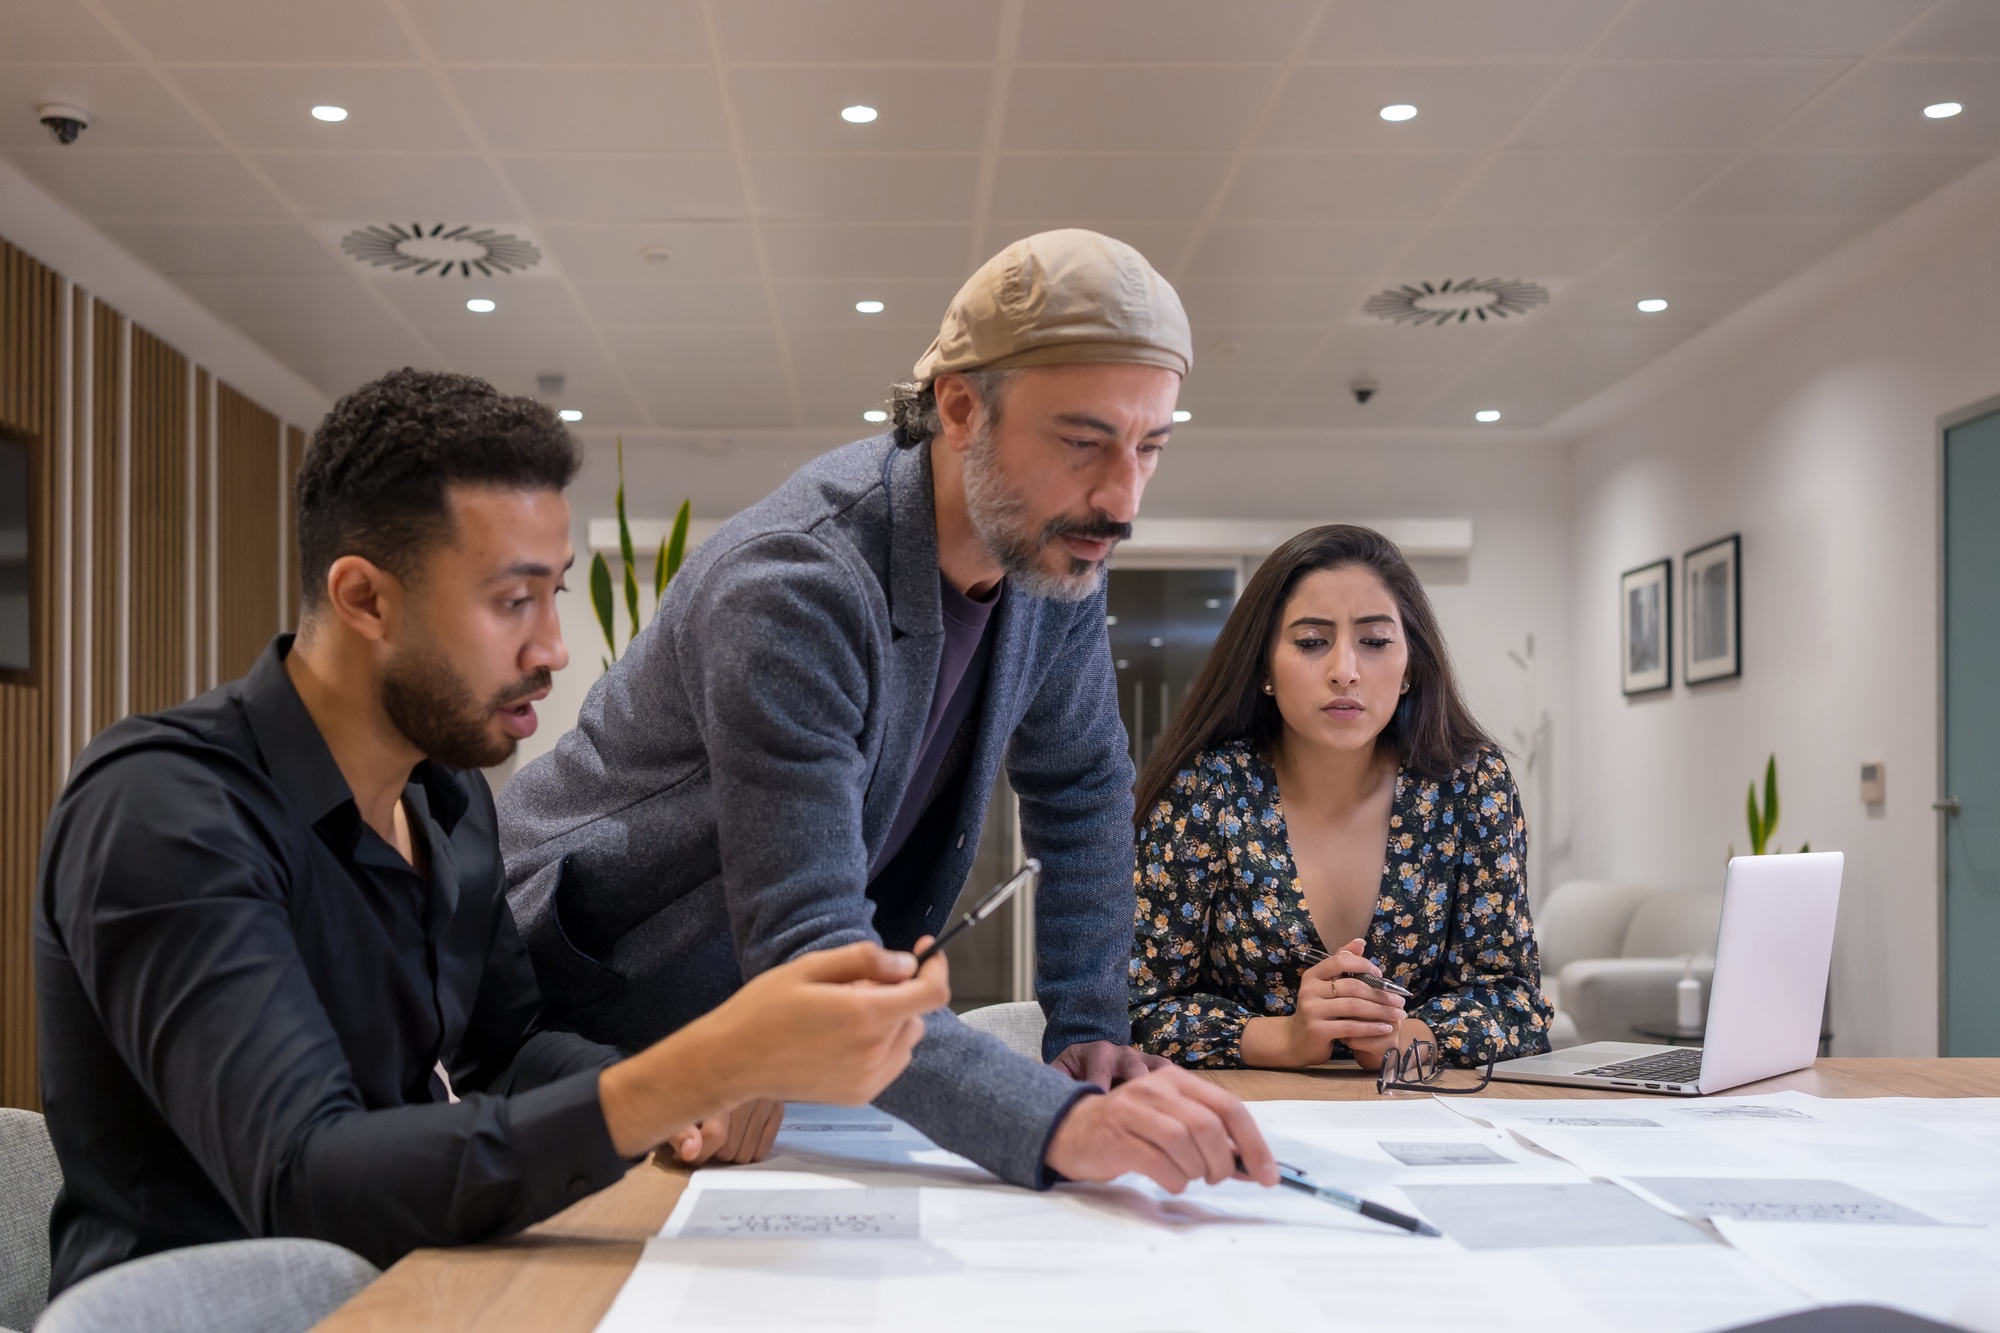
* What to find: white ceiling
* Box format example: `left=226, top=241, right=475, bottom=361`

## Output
left=3, top=0, right=1996, bottom=432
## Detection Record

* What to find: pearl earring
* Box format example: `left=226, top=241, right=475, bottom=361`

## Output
left=1262, top=682, right=1274, bottom=695
left=1400, top=681, right=1410, bottom=694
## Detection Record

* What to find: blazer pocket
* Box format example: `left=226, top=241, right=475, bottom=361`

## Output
left=509, top=855, right=624, bottom=1009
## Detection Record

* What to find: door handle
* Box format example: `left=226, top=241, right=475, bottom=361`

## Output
left=1934, top=797, right=1962, bottom=816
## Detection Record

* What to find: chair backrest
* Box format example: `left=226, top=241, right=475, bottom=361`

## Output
left=1621, top=890, right=1726, bottom=961
left=956, top=1001, right=1046, bottom=1061
left=1534, top=881, right=1662, bottom=977
left=0, top=1108, right=62, bottom=1333
left=37, top=1239, right=379, bottom=1333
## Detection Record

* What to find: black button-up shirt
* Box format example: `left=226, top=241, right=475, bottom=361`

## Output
left=34, top=637, right=632, bottom=1295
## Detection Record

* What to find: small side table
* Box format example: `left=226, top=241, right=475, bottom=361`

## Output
left=1632, top=1024, right=1705, bottom=1047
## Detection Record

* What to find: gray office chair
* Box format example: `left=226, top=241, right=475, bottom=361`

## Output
left=1, top=1108, right=62, bottom=1333
left=957, top=1001, right=1047, bottom=1060
left=37, top=1239, right=379, bottom=1333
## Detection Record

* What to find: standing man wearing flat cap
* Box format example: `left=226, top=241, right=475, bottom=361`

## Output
left=499, top=230, right=1276, bottom=1194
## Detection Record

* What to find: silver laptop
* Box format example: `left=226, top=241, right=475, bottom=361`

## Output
left=1494, top=852, right=1843, bottom=1095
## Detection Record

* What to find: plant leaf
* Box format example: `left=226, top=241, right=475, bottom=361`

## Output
left=654, top=536, right=667, bottom=603
left=615, top=438, right=639, bottom=636
left=589, top=552, right=617, bottom=658
left=665, top=498, right=691, bottom=584
left=1799, top=841, right=1810, bottom=854
left=1763, top=754, right=1780, bottom=844
left=1746, top=783, right=1764, bottom=855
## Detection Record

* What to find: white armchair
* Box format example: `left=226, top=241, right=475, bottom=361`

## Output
left=1536, top=880, right=1722, bottom=1049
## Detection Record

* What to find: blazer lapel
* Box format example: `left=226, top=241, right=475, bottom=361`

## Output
left=863, top=442, right=945, bottom=854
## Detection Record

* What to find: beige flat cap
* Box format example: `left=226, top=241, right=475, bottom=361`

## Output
left=912, top=229, right=1191, bottom=382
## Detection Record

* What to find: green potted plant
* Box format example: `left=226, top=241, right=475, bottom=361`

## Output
left=589, top=437, right=690, bottom=666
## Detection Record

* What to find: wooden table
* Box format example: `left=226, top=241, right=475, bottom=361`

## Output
left=317, top=1059, right=2000, bottom=1333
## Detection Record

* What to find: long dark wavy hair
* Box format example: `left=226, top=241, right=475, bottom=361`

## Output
left=1133, top=524, right=1494, bottom=824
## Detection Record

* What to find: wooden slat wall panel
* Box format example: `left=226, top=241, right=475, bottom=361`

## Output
left=215, top=385, right=280, bottom=681
left=0, top=240, right=62, bottom=1111
left=0, top=234, right=295, bottom=1111
left=129, top=327, right=188, bottom=716
left=284, top=425, right=304, bottom=629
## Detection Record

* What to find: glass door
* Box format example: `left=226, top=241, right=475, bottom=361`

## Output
left=1106, top=567, right=1240, bottom=772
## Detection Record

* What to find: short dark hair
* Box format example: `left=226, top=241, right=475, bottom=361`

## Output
left=1134, top=524, right=1495, bottom=822
left=296, top=368, right=580, bottom=608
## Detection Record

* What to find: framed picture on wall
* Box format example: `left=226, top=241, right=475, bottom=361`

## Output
left=1685, top=533, right=1741, bottom=684
left=1621, top=557, right=1672, bottom=695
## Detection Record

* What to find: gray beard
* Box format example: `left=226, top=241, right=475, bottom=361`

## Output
left=960, top=426, right=1109, bottom=603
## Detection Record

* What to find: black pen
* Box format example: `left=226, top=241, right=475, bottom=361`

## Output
left=1243, top=1158, right=1442, bottom=1237
left=1300, top=949, right=1414, bottom=998
left=914, top=859, right=1038, bottom=964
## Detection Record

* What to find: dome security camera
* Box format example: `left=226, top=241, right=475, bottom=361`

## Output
left=1350, top=377, right=1379, bottom=406
left=39, top=104, right=90, bottom=145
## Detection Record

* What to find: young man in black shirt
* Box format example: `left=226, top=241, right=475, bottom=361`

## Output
left=33, top=369, right=948, bottom=1296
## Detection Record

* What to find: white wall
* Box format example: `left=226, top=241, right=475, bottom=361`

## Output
left=1559, top=155, right=2000, bottom=1057
left=516, top=426, right=1580, bottom=898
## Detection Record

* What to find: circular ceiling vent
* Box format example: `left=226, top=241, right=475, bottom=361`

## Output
left=340, top=223, right=542, bottom=278
left=1364, top=278, right=1549, bottom=326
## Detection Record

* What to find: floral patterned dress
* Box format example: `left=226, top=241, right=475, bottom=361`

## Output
left=1129, top=741, right=1552, bottom=1068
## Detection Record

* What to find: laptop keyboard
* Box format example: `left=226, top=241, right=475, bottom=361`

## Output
left=1577, top=1048, right=1704, bottom=1084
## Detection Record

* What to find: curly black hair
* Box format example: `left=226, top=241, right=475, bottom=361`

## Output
left=296, top=368, right=580, bottom=609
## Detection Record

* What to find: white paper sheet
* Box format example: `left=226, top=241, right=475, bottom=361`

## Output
left=1716, top=1219, right=2000, bottom=1325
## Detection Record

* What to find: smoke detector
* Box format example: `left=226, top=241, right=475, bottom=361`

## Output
left=1364, top=278, right=1549, bottom=326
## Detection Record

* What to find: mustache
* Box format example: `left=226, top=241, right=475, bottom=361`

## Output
left=491, top=667, right=552, bottom=709
left=1040, top=513, right=1133, bottom=546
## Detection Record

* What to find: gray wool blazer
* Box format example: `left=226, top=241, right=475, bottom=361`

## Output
left=498, top=433, right=1138, bottom=1188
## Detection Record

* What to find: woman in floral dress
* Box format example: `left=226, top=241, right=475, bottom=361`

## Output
left=1129, top=524, right=1551, bottom=1071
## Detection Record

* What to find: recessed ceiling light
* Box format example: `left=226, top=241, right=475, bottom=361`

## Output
left=841, top=105, right=878, bottom=124
left=1171, top=410, right=1192, bottom=423
left=310, top=105, right=348, bottom=122
left=558, top=409, right=583, bottom=422
left=1379, top=104, right=1418, bottom=122
left=1924, top=101, right=1963, bottom=119
left=1636, top=298, right=1669, bottom=313
left=1475, top=409, right=1501, bottom=423
left=854, top=300, right=884, bottom=314
left=465, top=297, right=496, bottom=313
left=862, top=409, right=888, bottom=423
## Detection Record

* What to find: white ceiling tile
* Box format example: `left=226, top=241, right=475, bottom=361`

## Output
left=97, top=0, right=415, bottom=62
left=375, top=276, right=582, bottom=327
left=235, top=320, right=432, bottom=365
left=406, top=0, right=708, bottom=63
left=990, top=153, right=1231, bottom=221
left=616, top=325, right=784, bottom=367
left=0, top=4, right=129, bottom=61
left=1516, top=60, right=1848, bottom=148
left=293, top=359, right=451, bottom=399
left=747, top=154, right=982, bottom=221
left=1614, top=216, right=1871, bottom=277
left=770, top=280, right=959, bottom=329
left=1545, top=272, right=1772, bottom=325
left=1288, top=325, right=1502, bottom=390
left=10, top=147, right=286, bottom=219
left=541, top=222, right=762, bottom=282
left=1444, top=149, right=1733, bottom=223
left=256, top=152, right=517, bottom=218
left=1017, top=0, right=1314, bottom=63
left=713, top=0, right=1000, bottom=63
left=1476, top=320, right=1697, bottom=376
left=728, top=67, right=988, bottom=153
left=504, top=155, right=746, bottom=222
left=1311, top=0, right=1622, bottom=62
left=173, top=274, right=393, bottom=325
left=572, top=279, right=770, bottom=325
left=421, top=322, right=601, bottom=368
left=99, top=220, right=348, bottom=276
left=1182, top=222, right=1408, bottom=280
left=1773, top=60, right=2000, bottom=148
left=0, top=66, right=214, bottom=150
left=1004, top=67, right=1271, bottom=152
left=449, top=67, right=728, bottom=154
left=1393, top=221, right=1642, bottom=275
left=760, top=223, right=971, bottom=279
left=1598, top=0, right=1932, bottom=58
left=1179, top=327, right=1314, bottom=398
left=1258, top=64, right=1564, bottom=151
left=1177, top=276, right=1372, bottom=327
left=789, top=325, right=928, bottom=391
left=1219, top=151, right=1474, bottom=222
left=1403, top=375, right=1600, bottom=428
left=1685, top=148, right=1992, bottom=218
left=1889, top=0, right=2000, bottom=56
left=172, top=67, right=475, bottom=153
